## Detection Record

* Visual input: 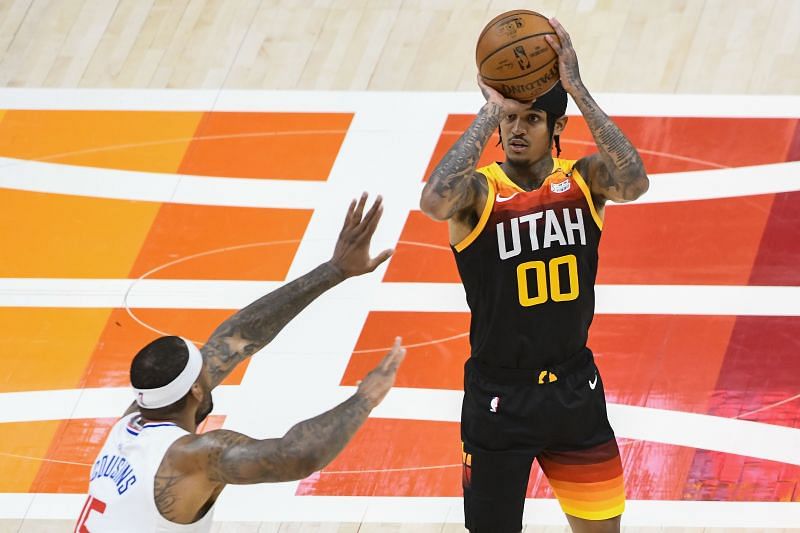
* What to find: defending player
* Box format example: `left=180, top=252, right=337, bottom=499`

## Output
left=76, top=194, right=405, bottom=532
left=419, top=19, right=648, bottom=533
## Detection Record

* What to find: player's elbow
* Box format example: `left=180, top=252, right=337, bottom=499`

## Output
left=625, top=173, right=649, bottom=201
left=276, top=442, right=328, bottom=481
left=419, top=190, right=452, bottom=221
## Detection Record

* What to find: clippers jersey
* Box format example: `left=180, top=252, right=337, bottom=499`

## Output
left=452, top=159, right=603, bottom=369
left=76, top=413, right=214, bottom=532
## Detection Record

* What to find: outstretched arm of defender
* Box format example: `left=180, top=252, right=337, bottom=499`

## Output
left=420, top=78, right=527, bottom=221
left=201, top=194, right=393, bottom=389
left=194, top=338, right=405, bottom=485
left=546, top=19, right=648, bottom=203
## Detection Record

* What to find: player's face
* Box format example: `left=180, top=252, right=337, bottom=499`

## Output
left=499, top=108, right=551, bottom=163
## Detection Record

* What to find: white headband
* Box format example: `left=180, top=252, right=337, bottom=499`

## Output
left=134, top=337, right=203, bottom=409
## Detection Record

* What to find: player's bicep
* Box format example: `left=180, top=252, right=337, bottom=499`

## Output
left=203, top=430, right=314, bottom=485
left=421, top=171, right=487, bottom=221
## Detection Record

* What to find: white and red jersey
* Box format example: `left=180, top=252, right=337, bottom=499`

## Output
left=75, top=413, right=214, bottom=533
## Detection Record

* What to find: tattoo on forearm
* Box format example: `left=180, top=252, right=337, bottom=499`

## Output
left=210, top=395, right=372, bottom=484
left=425, top=102, right=501, bottom=217
left=202, top=262, right=343, bottom=388
left=278, top=394, right=371, bottom=473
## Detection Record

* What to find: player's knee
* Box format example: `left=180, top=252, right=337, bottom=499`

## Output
left=567, top=514, right=621, bottom=533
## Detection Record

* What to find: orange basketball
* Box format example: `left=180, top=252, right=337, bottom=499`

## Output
left=476, top=10, right=560, bottom=101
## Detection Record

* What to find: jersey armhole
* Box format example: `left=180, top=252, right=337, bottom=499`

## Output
left=453, top=176, right=495, bottom=253
left=571, top=169, right=604, bottom=231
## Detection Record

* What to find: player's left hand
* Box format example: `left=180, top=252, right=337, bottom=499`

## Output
left=546, top=18, right=584, bottom=95
left=329, top=193, right=394, bottom=278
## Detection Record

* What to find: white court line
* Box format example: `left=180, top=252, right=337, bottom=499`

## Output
left=1, top=279, right=799, bottom=316
left=0, top=386, right=240, bottom=424
left=369, top=388, right=800, bottom=467
left=1, top=280, right=799, bottom=316
left=373, top=283, right=800, bottom=316
left=2, top=156, right=799, bottom=207
left=0, top=155, right=330, bottom=208
left=2, top=88, right=800, bottom=117
left=2, top=385, right=798, bottom=467
left=1, top=492, right=799, bottom=527
left=633, top=161, right=800, bottom=204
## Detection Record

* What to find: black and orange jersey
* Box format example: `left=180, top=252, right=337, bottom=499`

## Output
left=452, top=158, right=603, bottom=369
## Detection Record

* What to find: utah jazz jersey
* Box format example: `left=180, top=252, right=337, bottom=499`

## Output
left=452, top=159, right=603, bottom=369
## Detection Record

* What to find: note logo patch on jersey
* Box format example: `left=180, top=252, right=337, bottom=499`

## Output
left=551, top=179, right=571, bottom=193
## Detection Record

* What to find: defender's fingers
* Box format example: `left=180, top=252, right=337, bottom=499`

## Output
left=353, top=198, right=383, bottom=238
left=341, top=199, right=357, bottom=230
left=367, top=248, right=394, bottom=271
left=362, top=201, right=384, bottom=236
left=380, top=337, right=405, bottom=370
left=387, top=347, right=407, bottom=372
left=352, top=192, right=368, bottom=223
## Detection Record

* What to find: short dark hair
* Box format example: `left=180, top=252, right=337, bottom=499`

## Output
left=130, top=336, right=191, bottom=414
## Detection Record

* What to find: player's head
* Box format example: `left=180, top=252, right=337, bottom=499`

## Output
left=130, top=336, right=213, bottom=425
left=498, top=81, right=568, bottom=161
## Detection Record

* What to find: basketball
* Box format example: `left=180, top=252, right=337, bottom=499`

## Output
left=476, top=10, right=560, bottom=101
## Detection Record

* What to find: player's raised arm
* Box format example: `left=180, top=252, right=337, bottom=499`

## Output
left=199, top=193, right=393, bottom=389
left=166, top=338, right=405, bottom=491
left=420, top=78, right=528, bottom=222
left=546, top=18, right=648, bottom=205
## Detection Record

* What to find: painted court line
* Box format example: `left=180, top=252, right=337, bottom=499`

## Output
left=1, top=280, right=799, bottom=316
left=2, top=156, right=799, bottom=206
left=1, top=493, right=798, bottom=527
left=373, top=283, right=800, bottom=316
left=2, top=385, right=798, bottom=467
left=2, top=88, right=800, bottom=117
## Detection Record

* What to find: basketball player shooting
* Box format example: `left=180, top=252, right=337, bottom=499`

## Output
left=419, top=18, right=649, bottom=533
left=76, top=194, right=405, bottom=532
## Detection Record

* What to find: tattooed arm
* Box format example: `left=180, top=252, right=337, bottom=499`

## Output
left=201, top=194, right=393, bottom=389
left=420, top=78, right=528, bottom=223
left=546, top=19, right=649, bottom=205
left=154, top=340, right=406, bottom=523
left=154, top=341, right=404, bottom=522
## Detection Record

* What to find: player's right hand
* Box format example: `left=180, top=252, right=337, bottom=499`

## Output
left=329, top=193, right=394, bottom=279
left=477, top=74, right=531, bottom=116
left=356, top=337, right=406, bottom=408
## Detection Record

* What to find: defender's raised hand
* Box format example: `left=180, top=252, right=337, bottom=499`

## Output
left=356, top=337, right=406, bottom=408
left=329, top=193, right=394, bottom=278
left=546, top=18, right=584, bottom=95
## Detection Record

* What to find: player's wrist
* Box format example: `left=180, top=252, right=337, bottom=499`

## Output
left=480, top=101, right=504, bottom=123
left=322, top=260, right=348, bottom=282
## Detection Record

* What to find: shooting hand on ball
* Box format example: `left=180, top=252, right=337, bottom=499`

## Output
left=477, top=74, right=530, bottom=116
left=545, top=18, right=584, bottom=95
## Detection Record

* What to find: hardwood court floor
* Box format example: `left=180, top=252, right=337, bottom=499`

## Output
left=0, top=0, right=798, bottom=94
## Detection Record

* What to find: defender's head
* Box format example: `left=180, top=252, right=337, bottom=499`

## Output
left=498, top=81, right=569, bottom=161
left=130, top=336, right=213, bottom=426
